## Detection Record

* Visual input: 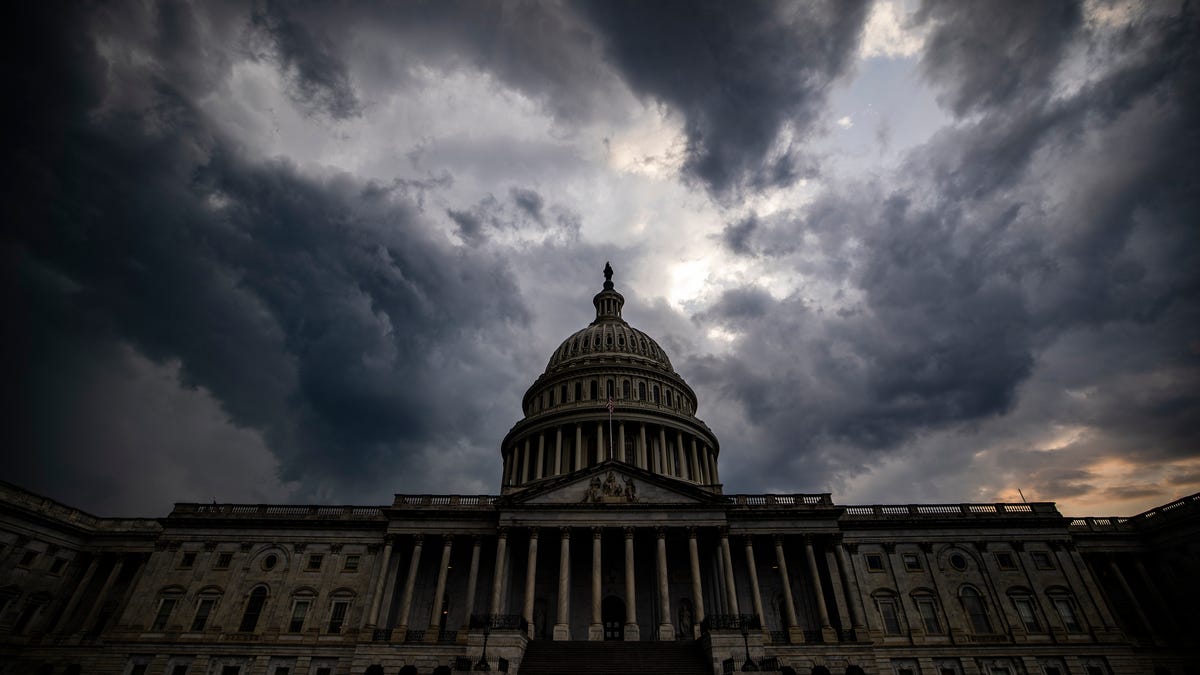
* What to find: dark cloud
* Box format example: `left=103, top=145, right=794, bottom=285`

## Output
left=581, top=0, right=869, bottom=198
left=510, top=187, right=545, bottom=223
left=915, top=0, right=1083, bottom=116
left=250, top=0, right=362, bottom=118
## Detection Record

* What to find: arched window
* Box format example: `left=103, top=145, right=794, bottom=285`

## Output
left=590, top=381, right=598, bottom=400
left=239, top=586, right=269, bottom=632
left=1008, top=588, right=1042, bottom=633
left=666, top=390, right=673, bottom=407
left=652, top=385, right=660, bottom=403
left=638, top=382, right=646, bottom=400
left=559, top=384, right=566, bottom=405
left=959, top=586, right=992, bottom=634
left=191, top=587, right=222, bottom=632
left=289, top=588, right=316, bottom=633
left=622, top=380, right=630, bottom=399
left=575, top=381, right=582, bottom=401
left=872, top=591, right=902, bottom=635
left=152, top=586, right=186, bottom=631
left=326, top=590, right=353, bottom=633
left=910, top=591, right=942, bottom=634
left=1047, top=589, right=1083, bottom=632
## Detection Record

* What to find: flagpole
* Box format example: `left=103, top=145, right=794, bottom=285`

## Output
left=607, top=397, right=614, bottom=460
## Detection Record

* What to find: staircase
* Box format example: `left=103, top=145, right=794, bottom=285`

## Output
left=519, top=640, right=711, bottom=675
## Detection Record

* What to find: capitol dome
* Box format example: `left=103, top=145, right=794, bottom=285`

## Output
left=500, top=263, right=721, bottom=493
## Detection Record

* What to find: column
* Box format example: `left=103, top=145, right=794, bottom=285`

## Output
left=836, top=542, right=867, bottom=631
left=575, top=425, right=584, bottom=470
left=426, top=536, right=454, bottom=641
left=743, top=536, right=765, bottom=630
left=82, top=556, right=124, bottom=633
left=618, top=422, right=627, bottom=463
left=489, top=529, right=509, bottom=615
left=589, top=528, right=603, bottom=640
left=1108, top=556, right=1154, bottom=635
left=804, top=536, right=835, bottom=640
left=690, top=439, right=701, bottom=483
left=52, top=556, right=100, bottom=633
left=624, top=528, right=640, bottom=640
left=656, top=528, right=675, bottom=640
left=554, top=427, right=563, bottom=475
left=597, top=421, right=605, bottom=462
left=638, top=423, right=648, bottom=469
left=396, top=535, right=424, bottom=633
left=710, top=449, right=720, bottom=484
left=522, top=529, right=539, bottom=637
left=704, top=450, right=715, bottom=485
left=774, top=536, right=802, bottom=643
left=461, top=536, right=482, bottom=633
left=1133, top=557, right=1173, bottom=623
left=366, top=536, right=395, bottom=628
left=554, top=529, right=571, bottom=640
left=520, top=444, right=531, bottom=484
left=688, top=528, right=706, bottom=638
left=658, top=428, right=669, bottom=475
left=535, top=436, right=545, bottom=480
left=675, top=431, right=688, bottom=479
left=719, top=529, right=740, bottom=614
left=1063, top=544, right=1117, bottom=629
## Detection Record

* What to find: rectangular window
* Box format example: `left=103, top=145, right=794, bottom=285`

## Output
left=1031, top=551, right=1054, bottom=569
left=902, top=553, right=922, bottom=571
left=18, top=550, right=37, bottom=568
left=865, top=554, right=885, bottom=571
left=191, top=597, right=216, bottom=631
left=915, top=597, right=942, bottom=634
left=1013, top=597, right=1042, bottom=632
left=180, top=552, right=197, bottom=569
left=1053, top=597, right=1082, bottom=632
left=49, top=558, right=67, bottom=575
left=307, top=554, right=323, bottom=571
left=328, top=600, right=348, bottom=633
left=343, top=555, right=360, bottom=571
left=152, top=598, right=178, bottom=631
left=289, top=600, right=311, bottom=632
left=994, top=552, right=1017, bottom=570
left=214, top=552, right=233, bottom=569
left=878, top=598, right=902, bottom=634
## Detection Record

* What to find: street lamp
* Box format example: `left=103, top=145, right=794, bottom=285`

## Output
left=740, top=620, right=758, bottom=671
left=474, top=620, right=492, bottom=672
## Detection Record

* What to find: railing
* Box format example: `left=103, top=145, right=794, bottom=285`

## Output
left=842, top=502, right=1059, bottom=519
left=393, top=495, right=500, bottom=508
left=722, top=658, right=736, bottom=675
left=1068, top=517, right=1132, bottom=532
left=171, top=503, right=384, bottom=519
left=803, top=629, right=823, bottom=643
left=372, top=628, right=392, bottom=642
left=702, top=614, right=760, bottom=631
left=725, top=494, right=833, bottom=507
left=469, top=614, right=528, bottom=632
left=760, top=657, right=781, bottom=671
left=405, top=630, right=425, bottom=642
left=837, top=627, right=858, bottom=642
left=453, top=657, right=472, bottom=672
left=768, top=630, right=787, bottom=643
left=439, top=630, right=458, bottom=643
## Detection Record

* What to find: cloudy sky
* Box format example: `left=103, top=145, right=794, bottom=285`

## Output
left=4, top=0, right=1197, bottom=518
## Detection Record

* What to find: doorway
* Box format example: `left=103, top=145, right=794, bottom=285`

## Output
left=601, top=596, right=625, bottom=640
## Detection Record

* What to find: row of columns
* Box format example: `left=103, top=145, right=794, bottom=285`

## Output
left=49, top=554, right=140, bottom=636
left=503, top=422, right=719, bottom=487
left=367, top=526, right=854, bottom=642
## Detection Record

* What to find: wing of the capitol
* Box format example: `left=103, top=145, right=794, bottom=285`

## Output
left=2, top=267, right=1197, bottom=675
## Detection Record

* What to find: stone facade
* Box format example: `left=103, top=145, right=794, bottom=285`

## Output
left=1, top=268, right=1197, bottom=675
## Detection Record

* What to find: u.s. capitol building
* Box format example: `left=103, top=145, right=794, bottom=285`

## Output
left=2, top=267, right=1197, bottom=675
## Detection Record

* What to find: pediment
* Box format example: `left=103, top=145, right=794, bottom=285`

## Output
left=505, top=461, right=720, bottom=506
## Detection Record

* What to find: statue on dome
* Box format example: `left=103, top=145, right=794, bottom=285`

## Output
left=603, top=261, right=613, bottom=283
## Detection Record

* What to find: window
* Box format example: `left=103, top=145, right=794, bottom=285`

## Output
left=960, top=587, right=992, bottom=633
left=590, top=381, right=598, bottom=399
left=180, top=552, right=197, bottom=569
left=665, top=390, right=673, bottom=406
left=1051, top=595, right=1082, bottom=632
left=262, top=554, right=278, bottom=571
left=343, top=555, right=360, bottom=571
left=1012, top=594, right=1042, bottom=632
left=902, top=553, right=922, bottom=571
left=239, top=587, right=268, bottom=632
left=274, top=668, right=291, bottom=675
left=559, top=384, right=566, bottom=404
left=289, top=599, right=311, bottom=632
left=191, top=597, right=217, bottom=631
left=877, top=596, right=902, bottom=635
left=221, top=667, right=241, bottom=675
left=865, top=554, right=885, bottom=571
left=638, top=382, right=646, bottom=400
left=171, top=665, right=189, bottom=675
left=622, top=380, right=630, bottom=399
left=574, top=382, right=582, bottom=401
left=994, top=552, right=1016, bottom=570
left=1032, top=551, right=1054, bottom=569
left=328, top=600, right=349, bottom=633
left=307, top=554, right=323, bottom=571
left=949, top=553, right=968, bottom=571
left=914, top=596, right=942, bottom=634
left=153, top=597, right=178, bottom=631
left=49, top=558, right=67, bottom=575
left=652, top=385, right=660, bottom=403
left=315, top=669, right=332, bottom=675
left=215, top=552, right=233, bottom=569
left=18, top=550, right=37, bottom=568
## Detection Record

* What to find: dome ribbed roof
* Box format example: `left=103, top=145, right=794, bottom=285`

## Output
left=546, top=322, right=673, bottom=372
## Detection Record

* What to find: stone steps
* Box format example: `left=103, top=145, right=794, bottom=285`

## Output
left=519, top=640, right=710, bottom=675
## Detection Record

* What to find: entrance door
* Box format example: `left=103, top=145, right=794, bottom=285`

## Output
left=601, top=596, right=625, bottom=641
